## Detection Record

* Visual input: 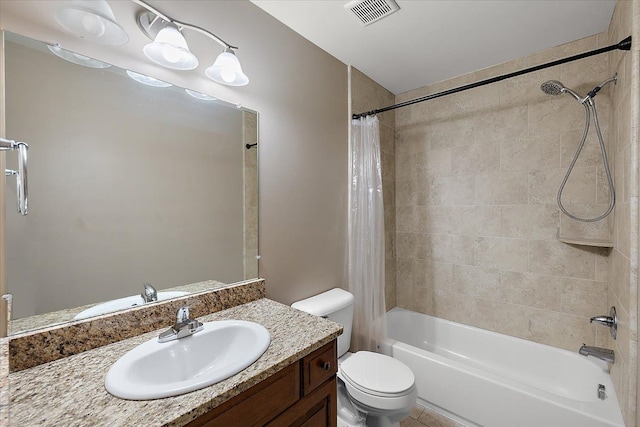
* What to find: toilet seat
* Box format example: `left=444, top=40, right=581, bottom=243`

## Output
left=338, top=351, right=416, bottom=411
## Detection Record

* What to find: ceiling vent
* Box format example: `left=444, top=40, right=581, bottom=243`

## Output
left=344, top=0, right=400, bottom=26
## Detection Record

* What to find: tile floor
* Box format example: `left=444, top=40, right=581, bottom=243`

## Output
left=400, top=404, right=466, bottom=427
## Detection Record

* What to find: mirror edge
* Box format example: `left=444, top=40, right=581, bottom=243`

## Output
left=1, top=29, right=9, bottom=338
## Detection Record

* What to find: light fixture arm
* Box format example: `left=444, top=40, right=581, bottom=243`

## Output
left=131, top=0, right=237, bottom=49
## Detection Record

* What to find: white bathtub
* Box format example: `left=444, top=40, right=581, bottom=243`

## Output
left=384, top=307, right=625, bottom=427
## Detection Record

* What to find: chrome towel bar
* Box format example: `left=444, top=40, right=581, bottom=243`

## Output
left=1, top=137, right=28, bottom=215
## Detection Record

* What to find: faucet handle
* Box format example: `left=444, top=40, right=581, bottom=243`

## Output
left=590, top=316, right=614, bottom=326
left=589, top=306, right=617, bottom=339
left=177, top=306, right=190, bottom=323
left=141, top=283, right=158, bottom=303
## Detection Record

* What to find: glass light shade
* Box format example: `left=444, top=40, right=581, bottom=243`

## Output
left=185, top=89, right=217, bottom=101
left=55, top=0, right=128, bottom=45
left=126, top=70, right=172, bottom=88
left=205, top=50, right=249, bottom=86
left=47, top=44, right=111, bottom=69
left=143, top=25, right=198, bottom=71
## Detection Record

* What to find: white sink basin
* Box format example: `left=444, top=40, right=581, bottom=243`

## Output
left=74, top=291, right=189, bottom=320
left=104, top=320, right=270, bottom=400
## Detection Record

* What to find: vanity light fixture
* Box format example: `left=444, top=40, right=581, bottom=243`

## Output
left=47, top=44, right=112, bottom=68
left=55, top=0, right=128, bottom=46
left=126, top=70, right=173, bottom=87
left=133, top=0, right=249, bottom=86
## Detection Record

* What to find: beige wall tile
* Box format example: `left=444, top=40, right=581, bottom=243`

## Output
left=528, top=98, right=586, bottom=136
left=429, top=175, right=475, bottom=206
left=529, top=167, right=597, bottom=205
left=413, top=148, right=452, bottom=178
left=396, top=232, right=428, bottom=260
left=561, top=278, right=608, bottom=317
left=500, top=134, right=561, bottom=172
left=432, top=290, right=475, bottom=325
left=500, top=271, right=563, bottom=311
left=451, top=137, right=500, bottom=176
left=473, top=104, right=528, bottom=140
left=528, top=309, right=596, bottom=351
left=561, top=129, right=611, bottom=168
left=529, top=240, right=596, bottom=279
left=416, top=206, right=454, bottom=234
left=475, top=237, right=529, bottom=272
left=416, top=260, right=453, bottom=291
left=425, top=117, right=475, bottom=150
left=475, top=172, right=528, bottom=205
left=451, top=205, right=501, bottom=237
left=475, top=298, right=532, bottom=339
left=453, top=264, right=500, bottom=298
left=501, top=204, right=559, bottom=239
left=427, top=234, right=475, bottom=265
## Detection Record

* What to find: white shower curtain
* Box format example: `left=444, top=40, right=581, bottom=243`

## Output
left=349, top=115, right=387, bottom=353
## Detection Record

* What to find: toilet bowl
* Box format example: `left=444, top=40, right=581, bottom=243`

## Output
left=292, top=288, right=417, bottom=427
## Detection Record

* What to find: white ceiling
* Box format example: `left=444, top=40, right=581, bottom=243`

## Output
left=251, top=0, right=617, bottom=94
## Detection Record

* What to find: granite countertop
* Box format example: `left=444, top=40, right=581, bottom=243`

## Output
left=9, top=298, right=342, bottom=427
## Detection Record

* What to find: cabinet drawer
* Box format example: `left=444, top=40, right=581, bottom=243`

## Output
left=302, top=341, right=337, bottom=395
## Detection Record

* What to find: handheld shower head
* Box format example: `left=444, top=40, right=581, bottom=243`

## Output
left=540, top=80, right=584, bottom=103
left=540, top=80, right=565, bottom=96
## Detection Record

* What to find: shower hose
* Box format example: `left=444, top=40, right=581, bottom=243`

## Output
left=557, top=98, right=615, bottom=222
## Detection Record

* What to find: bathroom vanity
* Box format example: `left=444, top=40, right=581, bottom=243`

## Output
left=9, top=298, right=341, bottom=426
left=187, top=341, right=337, bottom=426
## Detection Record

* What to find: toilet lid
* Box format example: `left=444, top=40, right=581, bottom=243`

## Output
left=339, top=351, right=414, bottom=396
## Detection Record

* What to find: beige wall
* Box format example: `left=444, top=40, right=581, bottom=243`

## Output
left=394, top=33, right=614, bottom=352
left=349, top=67, right=396, bottom=310
left=0, top=0, right=348, bottom=307
left=608, top=1, right=639, bottom=425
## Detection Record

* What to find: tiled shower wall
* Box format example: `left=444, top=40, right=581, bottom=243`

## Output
left=394, top=33, right=613, bottom=352
left=607, top=1, right=639, bottom=425
left=349, top=67, right=397, bottom=310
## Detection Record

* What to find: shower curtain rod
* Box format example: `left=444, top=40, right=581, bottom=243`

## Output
left=352, top=36, right=632, bottom=119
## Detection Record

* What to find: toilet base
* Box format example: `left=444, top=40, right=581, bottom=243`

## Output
left=336, top=375, right=415, bottom=427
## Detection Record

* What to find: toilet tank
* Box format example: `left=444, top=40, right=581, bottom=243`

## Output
left=291, top=288, right=354, bottom=357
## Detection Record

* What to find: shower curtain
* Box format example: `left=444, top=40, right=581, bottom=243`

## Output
left=349, top=115, right=387, bottom=353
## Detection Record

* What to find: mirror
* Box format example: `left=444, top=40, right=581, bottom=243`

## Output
left=3, top=32, right=258, bottom=334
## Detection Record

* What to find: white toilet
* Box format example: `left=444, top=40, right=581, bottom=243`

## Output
left=292, top=288, right=417, bottom=427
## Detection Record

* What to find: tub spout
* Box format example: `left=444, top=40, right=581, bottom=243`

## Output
left=579, top=344, right=615, bottom=364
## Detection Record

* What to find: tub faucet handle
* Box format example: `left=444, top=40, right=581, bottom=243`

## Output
left=589, top=306, right=617, bottom=339
left=590, top=316, right=614, bottom=326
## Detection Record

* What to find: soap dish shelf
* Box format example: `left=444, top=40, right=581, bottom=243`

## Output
left=557, top=236, right=613, bottom=248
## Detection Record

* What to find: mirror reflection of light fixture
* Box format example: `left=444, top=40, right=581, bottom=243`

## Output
left=133, top=0, right=249, bottom=86
left=55, top=0, right=128, bottom=46
left=126, top=70, right=173, bottom=88
left=47, top=44, right=112, bottom=68
left=185, top=89, right=217, bottom=101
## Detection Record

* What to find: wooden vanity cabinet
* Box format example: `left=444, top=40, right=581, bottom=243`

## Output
left=186, top=340, right=338, bottom=427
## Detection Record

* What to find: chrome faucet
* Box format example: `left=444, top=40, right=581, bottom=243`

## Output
left=579, top=344, right=615, bottom=364
left=589, top=306, right=617, bottom=339
left=158, top=305, right=204, bottom=343
left=141, top=283, right=158, bottom=303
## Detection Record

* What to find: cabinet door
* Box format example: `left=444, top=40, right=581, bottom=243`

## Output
left=267, top=378, right=337, bottom=427
left=186, top=363, right=300, bottom=427
left=302, top=341, right=337, bottom=395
